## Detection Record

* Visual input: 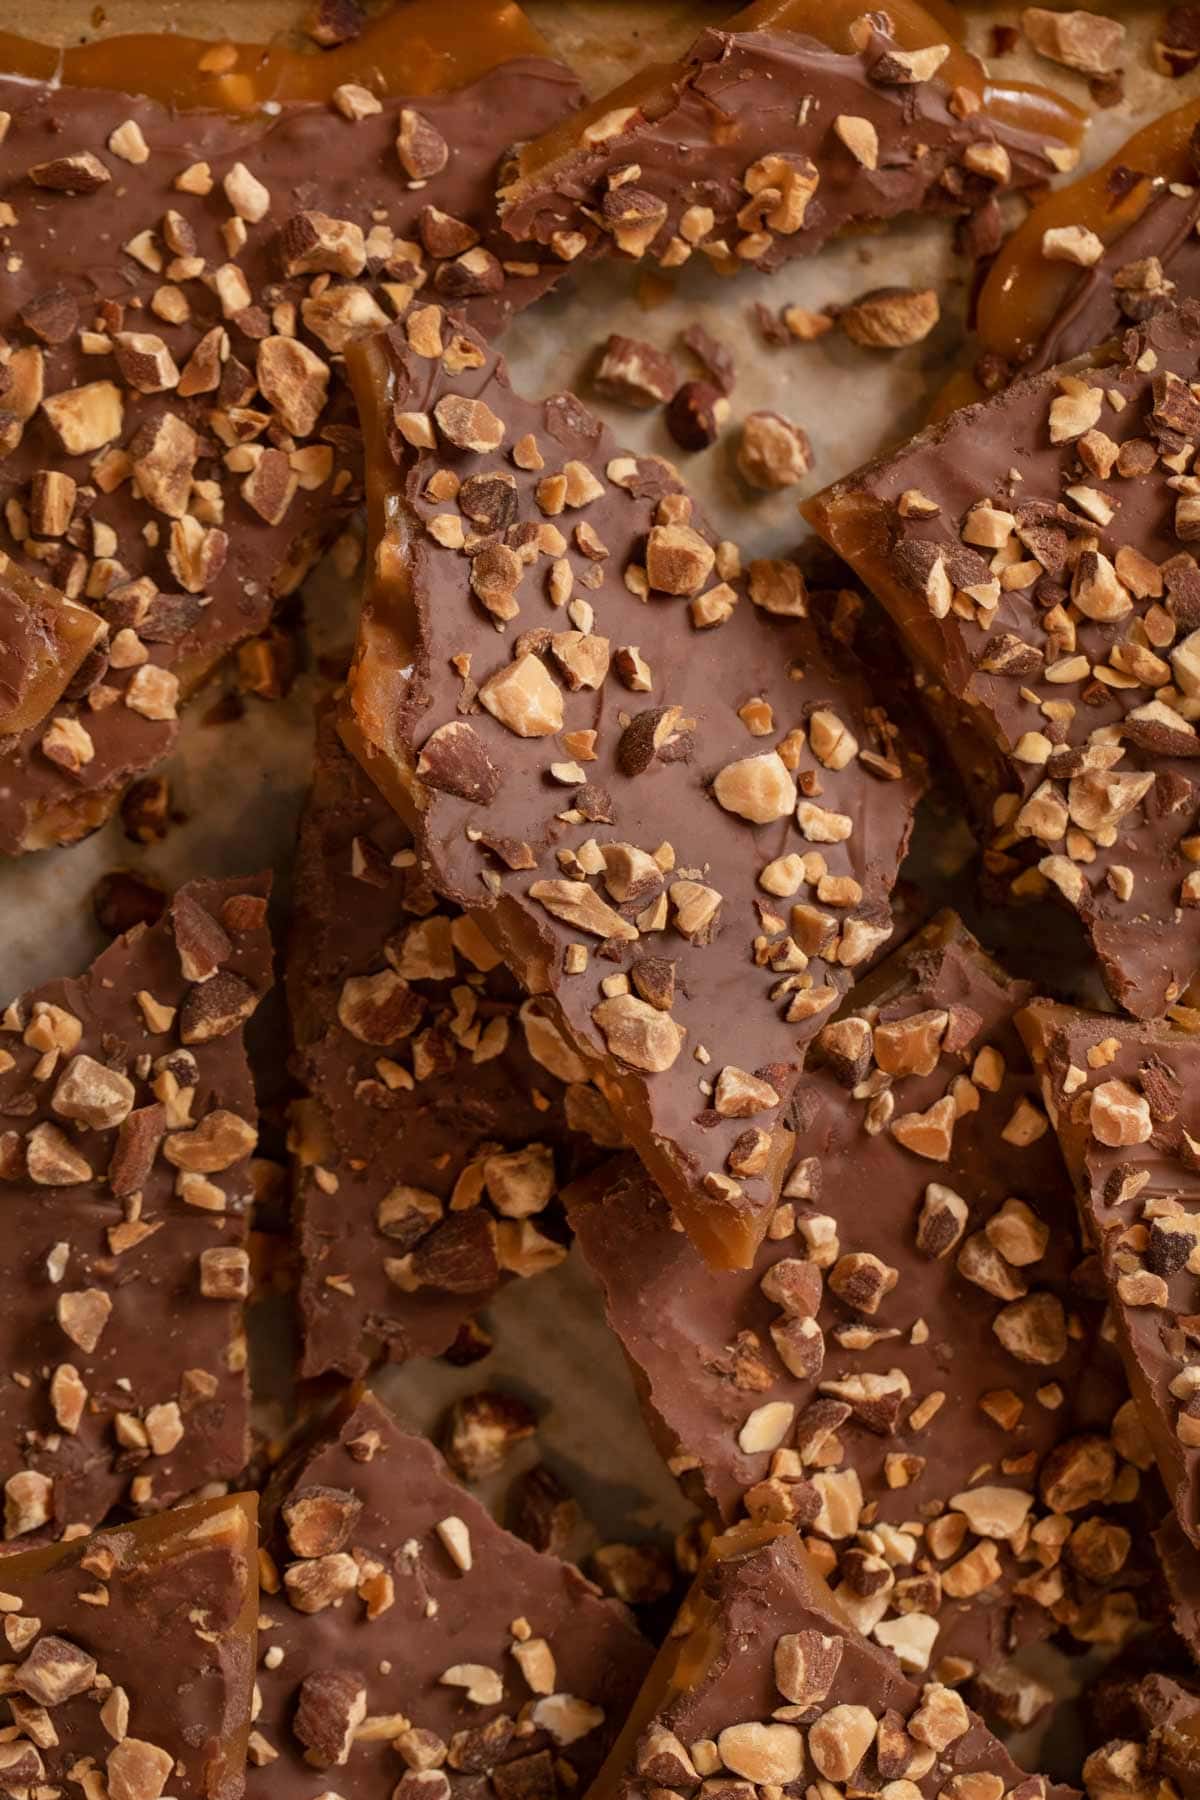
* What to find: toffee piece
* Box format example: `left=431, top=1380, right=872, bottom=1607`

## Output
left=0, top=873, right=272, bottom=1542
left=288, top=707, right=611, bottom=1379
left=0, top=1492, right=258, bottom=1800
left=1083, top=1671, right=1200, bottom=1800
left=1018, top=1000, right=1200, bottom=1549
left=808, top=301, right=1200, bottom=1020
left=969, top=99, right=1200, bottom=384
left=585, top=1521, right=1077, bottom=1800
left=0, top=10, right=581, bottom=852
left=567, top=913, right=1147, bottom=1678
left=342, top=318, right=923, bottom=1271
left=249, top=1390, right=653, bottom=1798
left=497, top=0, right=1083, bottom=281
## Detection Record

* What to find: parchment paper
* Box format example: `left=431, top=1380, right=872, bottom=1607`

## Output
left=0, top=2, right=1191, bottom=1766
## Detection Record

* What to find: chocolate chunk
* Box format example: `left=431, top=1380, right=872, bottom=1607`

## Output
left=287, top=711, right=600, bottom=1380
left=1020, top=1001, right=1200, bottom=1553
left=595, top=1525, right=1077, bottom=1800
left=0, top=1492, right=256, bottom=1800
left=567, top=913, right=1152, bottom=1675
left=0, top=31, right=581, bottom=853
left=0, top=872, right=270, bottom=1536
left=341, top=319, right=923, bottom=1271
left=251, top=1393, right=651, bottom=1800
left=809, top=301, right=1200, bottom=1019
left=498, top=11, right=1080, bottom=280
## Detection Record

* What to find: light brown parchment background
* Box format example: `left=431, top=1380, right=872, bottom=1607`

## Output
left=0, top=1, right=1194, bottom=1768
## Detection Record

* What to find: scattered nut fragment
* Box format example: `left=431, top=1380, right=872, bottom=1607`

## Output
left=1041, top=225, right=1104, bottom=267
left=713, top=751, right=797, bottom=824
left=443, top=1391, right=535, bottom=1481
left=839, top=287, right=940, bottom=349
left=736, top=412, right=813, bottom=490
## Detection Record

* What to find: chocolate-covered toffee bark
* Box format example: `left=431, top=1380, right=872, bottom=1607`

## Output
left=1084, top=1672, right=1200, bottom=1800
left=567, top=913, right=1148, bottom=1677
left=288, top=708, right=610, bottom=1378
left=0, top=12, right=581, bottom=852
left=0, top=1492, right=258, bottom=1800
left=497, top=0, right=1082, bottom=281
left=586, top=1522, right=1076, bottom=1800
left=248, top=1391, right=652, bottom=1798
left=969, top=101, right=1200, bottom=385
left=809, top=302, right=1200, bottom=1020
left=0, top=873, right=272, bottom=1542
left=1018, top=1001, right=1200, bottom=1548
left=343, top=319, right=923, bottom=1270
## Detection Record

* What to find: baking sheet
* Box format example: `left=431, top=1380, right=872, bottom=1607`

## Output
left=0, top=0, right=1193, bottom=1761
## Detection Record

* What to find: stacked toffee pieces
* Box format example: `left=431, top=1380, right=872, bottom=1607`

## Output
left=2, top=5, right=1200, bottom=1800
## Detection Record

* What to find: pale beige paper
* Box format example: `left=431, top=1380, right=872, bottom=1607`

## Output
left=0, top=3, right=1188, bottom=1748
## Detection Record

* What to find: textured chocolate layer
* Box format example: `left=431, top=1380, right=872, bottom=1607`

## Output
left=249, top=1391, right=652, bottom=1800
left=499, top=5, right=1080, bottom=279
left=568, top=913, right=1151, bottom=1679
left=0, top=873, right=272, bottom=1542
left=1157, top=1511, right=1200, bottom=1664
left=586, top=1523, right=1077, bottom=1800
left=1022, top=187, right=1200, bottom=377
left=968, top=99, right=1200, bottom=382
left=287, top=707, right=610, bottom=1378
left=1019, top=1000, right=1200, bottom=1550
left=343, top=317, right=923, bottom=1270
left=1083, top=1669, right=1200, bottom=1800
left=0, top=1491, right=257, bottom=1800
left=0, top=48, right=581, bottom=852
left=809, top=302, right=1200, bottom=1020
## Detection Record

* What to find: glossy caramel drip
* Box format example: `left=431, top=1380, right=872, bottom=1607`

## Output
left=510, top=0, right=1083, bottom=187
left=975, top=97, right=1200, bottom=365
left=0, top=0, right=550, bottom=111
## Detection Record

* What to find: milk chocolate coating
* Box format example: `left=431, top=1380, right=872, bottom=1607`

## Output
left=588, top=1525, right=1078, bottom=1800
left=0, top=873, right=272, bottom=1540
left=344, top=319, right=923, bottom=1269
left=250, top=1391, right=653, bottom=1800
left=0, top=1492, right=257, bottom=1800
left=1157, top=1512, right=1200, bottom=1666
left=1084, top=1666, right=1200, bottom=1800
left=287, top=708, right=606, bottom=1378
left=809, top=301, right=1200, bottom=1020
left=1025, top=186, right=1200, bottom=375
left=0, top=53, right=581, bottom=852
left=567, top=912, right=1148, bottom=1679
left=1019, top=1000, right=1200, bottom=1549
left=500, top=17, right=1074, bottom=276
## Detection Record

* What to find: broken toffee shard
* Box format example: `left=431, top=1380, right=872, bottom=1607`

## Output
left=497, top=0, right=1083, bottom=280
left=0, top=873, right=272, bottom=1543
left=585, top=1521, right=1077, bottom=1800
left=1018, top=999, right=1200, bottom=1551
left=567, top=913, right=1151, bottom=1680
left=1083, top=1668, right=1200, bottom=1800
left=341, top=317, right=923, bottom=1271
left=248, top=1389, right=653, bottom=1796
left=0, top=2, right=581, bottom=853
left=287, top=707, right=612, bottom=1379
left=808, top=300, right=1200, bottom=1021
left=966, top=98, right=1200, bottom=389
left=0, top=1491, right=258, bottom=1800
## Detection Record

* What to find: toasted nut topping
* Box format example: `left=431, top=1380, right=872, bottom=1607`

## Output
left=737, top=412, right=813, bottom=489
left=840, top=287, right=940, bottom=349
